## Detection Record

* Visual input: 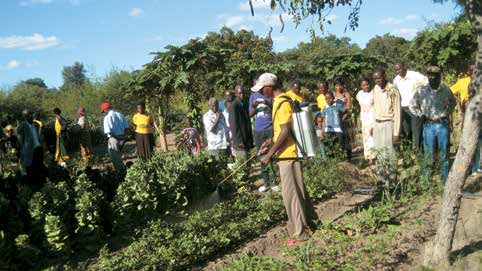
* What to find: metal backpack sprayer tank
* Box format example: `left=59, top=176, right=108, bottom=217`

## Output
left=274, top=95, right=320, bottom=160
left=292, top=102, right=320, bottom=159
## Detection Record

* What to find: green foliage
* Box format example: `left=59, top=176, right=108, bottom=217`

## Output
left=94, top=193, right=286, bottom=271
left=364, top=34, right=410, bottom=64
left=73, top=174, right=106, bottom=252
left=224, top=255, right=289, bottom=271
left=62, top=62, right=87, bottom=86
left=21, top=78, right=48, bottom=88
left=29, top=181, right=76, bottom=255
left=407, top=18, right=476, bottom=75
left=303, top=154, right=347, bottom=201
left=113, top=152, right=226, bottom=232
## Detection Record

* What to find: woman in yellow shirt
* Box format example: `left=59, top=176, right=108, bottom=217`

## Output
left=132, top=104, right=155, bottom=160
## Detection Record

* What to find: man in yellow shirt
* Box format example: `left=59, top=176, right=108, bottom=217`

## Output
left=316, top=81, right=328, bottom=112
left=286, top=82, right=304, bottom=103
left=257, top=73, right=317, bottom=243
left=450, top=63, right=474, bottom=114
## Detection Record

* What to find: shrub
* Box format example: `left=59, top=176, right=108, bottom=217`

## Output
left=112, top=151, right=226, bottom=232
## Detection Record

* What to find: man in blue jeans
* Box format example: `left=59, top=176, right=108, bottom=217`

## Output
left=409, top=66, right=456, bottom=185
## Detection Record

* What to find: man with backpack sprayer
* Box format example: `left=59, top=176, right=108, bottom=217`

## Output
left=257, top=73, right=318, bottom=245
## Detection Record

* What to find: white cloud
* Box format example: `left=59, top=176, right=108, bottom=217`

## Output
left=392, top=28, right=419, bottom=39
left=6, top=60, right=21, bottom=70
left=238, top=25, right=252, bottom=31
left=325, top=14, right=337, bottom=22
left=129, top=7, right=144, bottom=17
left=225, top=16, right=244, bottom=28
left=271, top=35, right=288, bottom=43
left=219, top=12, right=291, bottom=31
left=239, top=0, right=271, bottom=11
left=380, top=17, right=402, bottom=25
left=0, top=34, right=60, bottom=50
left=404, top=14, right=420, bottom=21
left=251, top=12, right=292, bottom=27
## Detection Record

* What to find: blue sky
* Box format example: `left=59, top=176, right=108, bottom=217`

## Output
left=0, top=0, right=462, bottom=88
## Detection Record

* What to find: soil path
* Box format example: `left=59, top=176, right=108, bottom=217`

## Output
left=203, top=191, right=374, bottom=270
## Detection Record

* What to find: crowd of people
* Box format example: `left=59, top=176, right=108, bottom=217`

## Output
left=198, top=64, right=479, bottom=243
left=1, top=62, right=479, bottom=245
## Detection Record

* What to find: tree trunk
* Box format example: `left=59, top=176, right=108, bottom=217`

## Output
left=423, top=94, right=481, bottom=267
left=424, top=1, right=482, bottom=267
left=146, top=96, right=168, bottom=152
left=156, top=105, right=168, bottom=152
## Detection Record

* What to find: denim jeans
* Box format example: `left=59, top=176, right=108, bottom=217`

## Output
left=423, top=120, right=450, bottom=185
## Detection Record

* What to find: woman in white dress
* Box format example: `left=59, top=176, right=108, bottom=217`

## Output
left=356, top=77, right=375, bottom=162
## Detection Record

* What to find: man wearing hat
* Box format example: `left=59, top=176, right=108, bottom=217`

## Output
left=409, top=66, right=456, bottom=185
left=249, top=74, right=275, bottom=192
left=258, top=73, right=318, bottom=244
left=101, top=102, right=129, bottom=172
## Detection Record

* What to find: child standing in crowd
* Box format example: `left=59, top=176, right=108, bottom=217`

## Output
left=320, top=92, right=348, bottom=158
left=314, top=113, right=327, bottom=160
left=356, top=77, right=375, bottom=163
left=333, top=77, right=354, bottom=159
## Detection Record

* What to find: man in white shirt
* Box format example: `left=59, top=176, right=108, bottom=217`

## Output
left=203, top=98, right=229, bottom=159
left=101, top=102, right=129, bottom=172
left=393, top=62, right=428, bottom=150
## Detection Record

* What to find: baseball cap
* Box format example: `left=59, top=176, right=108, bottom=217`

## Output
left=251, top=73, right=277, bottom=92
left=100, top=102, right=111, bottom=113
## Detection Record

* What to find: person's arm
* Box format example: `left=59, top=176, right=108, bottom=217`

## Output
left=344, top=91, right=352, bottom=110
left=446, top=87, right=457, bottom=117
left=260, top=123, right=291, bottom=164
left=210, top=112, right=221, bottom=133
left=229, top=104, right=243, bottom=148
left=320, top=116, right=327, bottom=140
left=392, top=88, right=402, bottom=139
left=17, top=124, right=24, bottom=147
left=104, top=115, right=112, bottom=136
left=409, top=89, right=422, bottom=118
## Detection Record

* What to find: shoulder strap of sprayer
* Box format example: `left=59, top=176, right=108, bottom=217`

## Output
left=272, top=95, right=307, bottom=158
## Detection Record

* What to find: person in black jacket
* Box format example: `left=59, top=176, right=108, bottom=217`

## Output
left=229, top=85, right=253, bottom=159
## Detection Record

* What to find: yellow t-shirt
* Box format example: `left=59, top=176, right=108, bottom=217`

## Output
left=286, top=90, right=304, bottom=103
left=132, top=113, right=154, bottom=134
left=317, top=93, right=327, bottom=112
left=272, top=95, right=297, bottom=159
left=450, top=76, right=471, bottom=103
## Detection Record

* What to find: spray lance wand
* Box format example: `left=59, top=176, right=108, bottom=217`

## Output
left=215, top=152, right=258, bottom=193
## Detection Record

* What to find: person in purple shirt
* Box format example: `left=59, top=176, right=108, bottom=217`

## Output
left=249, top=79, right=275, bottom=192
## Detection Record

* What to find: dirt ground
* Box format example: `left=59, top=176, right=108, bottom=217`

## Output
left=204, top=171, right=481, bottom=271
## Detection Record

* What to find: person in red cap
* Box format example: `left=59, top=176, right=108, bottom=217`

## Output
left=101, top=102, right=128, bottom=172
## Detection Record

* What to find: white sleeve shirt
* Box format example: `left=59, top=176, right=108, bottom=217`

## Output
left=393, top=70, right=428, bottom=107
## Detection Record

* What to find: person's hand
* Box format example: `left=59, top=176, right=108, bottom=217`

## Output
left=260, top=153, right=272, bottom=165
left=370, top=128, right=374, bottom=137
left=215, top=111, right=221, bottom=119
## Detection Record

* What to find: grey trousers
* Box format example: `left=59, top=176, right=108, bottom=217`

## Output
left=108, top=136, right=125, bottom=172
left=402, top=107, right=423, bottom=150
left=278, top=160, right=317, bottom=239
